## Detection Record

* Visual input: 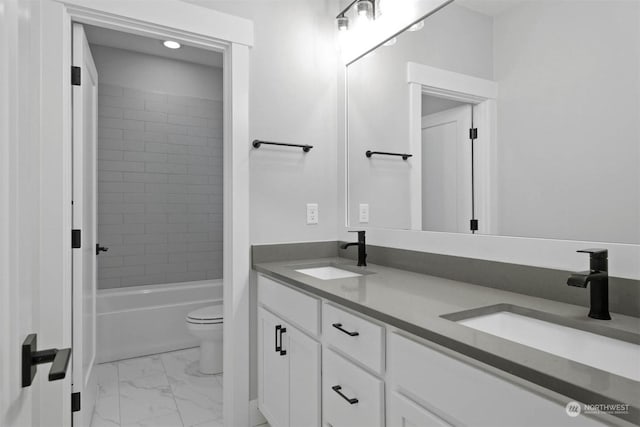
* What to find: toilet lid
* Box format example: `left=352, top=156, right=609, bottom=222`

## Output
left=187, top=305, right=223, bottom=322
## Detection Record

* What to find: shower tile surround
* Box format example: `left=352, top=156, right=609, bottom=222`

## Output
left=97, top=84, right=222, bottom=289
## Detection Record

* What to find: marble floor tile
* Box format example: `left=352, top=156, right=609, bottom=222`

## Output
left=96, top=363, right=120, bottom=397
left=118, top=355, right=165, bottom=381
left=121, top=410, right=184, bottom=427
left=91, top=394, right=120, bottom=427
left=119, top=374, right=178, bottom=425
left=91, top=348, right=223, bottom=427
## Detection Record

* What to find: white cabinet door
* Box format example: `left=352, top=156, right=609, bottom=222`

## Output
left=258, top=308, right=290, bottom=427
left=289, top=325, right=321, bottom=427
left=388, top=392, right=453, bottom=427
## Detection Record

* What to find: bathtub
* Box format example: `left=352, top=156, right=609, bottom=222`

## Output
left=96, top=279, right=222, bottom=363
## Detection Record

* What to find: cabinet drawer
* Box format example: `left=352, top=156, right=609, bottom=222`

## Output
left=323, top=349, right=384, bottom=427
left=258, top=274, right=320, bottom=336
left=323, top=303, right=384, bottom=374
left=388, top=333, right=607, bottom=427
left=388, top=391, right=452, bottom=427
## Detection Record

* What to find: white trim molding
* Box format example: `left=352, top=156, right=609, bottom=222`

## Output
left=408, top=62, right=498, bottom=234
left=40, top=1, right=253, bottom=425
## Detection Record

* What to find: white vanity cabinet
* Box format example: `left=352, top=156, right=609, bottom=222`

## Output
left=258, top=275, right=321, bottom=427
left=387, top=332, right=607, bottom=427
left=257, top=273, right=610, bottom=427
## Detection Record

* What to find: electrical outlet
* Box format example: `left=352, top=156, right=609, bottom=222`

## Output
left=359, top=203, right=369, bottom=223
left=307, top=203, right=319, bottom=225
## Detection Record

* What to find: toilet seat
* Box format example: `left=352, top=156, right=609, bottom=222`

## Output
left=186, top=305, right=223, bottom=325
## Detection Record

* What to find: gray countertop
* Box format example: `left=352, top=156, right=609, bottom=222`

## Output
left=254, top=257, right=640, bottom=425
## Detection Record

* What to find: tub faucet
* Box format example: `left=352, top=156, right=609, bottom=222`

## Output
left=567, top=249, right=611, bottom=320
left=341, top=230, right=367, bottom=267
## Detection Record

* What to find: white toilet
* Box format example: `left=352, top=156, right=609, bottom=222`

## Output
left=186, top=304, right=223, bottom=375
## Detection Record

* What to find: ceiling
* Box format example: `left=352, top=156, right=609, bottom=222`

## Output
left=455, top=0, right=526, bottom=17
left=84, top=25, right=223, bottom=68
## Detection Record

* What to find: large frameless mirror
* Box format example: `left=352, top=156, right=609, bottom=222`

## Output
left=346, top=0, right=640, bottom=244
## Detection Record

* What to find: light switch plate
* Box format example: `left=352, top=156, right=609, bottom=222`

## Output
left=359, top=203, right=369, bottom=223
left=307, top=203, right=319, bottom=225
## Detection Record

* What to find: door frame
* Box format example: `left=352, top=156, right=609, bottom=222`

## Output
left=42, top=1, right=253, bottom=425
left=408, top=62, right=498, bottom=234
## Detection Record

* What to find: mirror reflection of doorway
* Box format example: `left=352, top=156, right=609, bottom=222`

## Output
left=421, top=95, right=473, bottom=233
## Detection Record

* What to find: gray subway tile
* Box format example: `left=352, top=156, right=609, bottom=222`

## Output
left=124, top=151, right=167, bottom=163
left=98, top=160, right=144, bottom=173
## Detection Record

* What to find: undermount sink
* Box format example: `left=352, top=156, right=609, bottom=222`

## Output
left=294, top=266, right=363, bottom=280
left=443, top=304, right=640, bottom=382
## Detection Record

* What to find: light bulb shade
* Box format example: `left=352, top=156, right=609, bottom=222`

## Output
left=408, top=20, right=425, bottom=32
left=356, top=0, right=374, bottom=19
left=383, top=37, right=397, bottom=47
left=163, top=40, right=181, bottom=49
left=337, top=15, right=349, bottom=31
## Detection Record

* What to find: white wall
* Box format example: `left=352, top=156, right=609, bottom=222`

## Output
left=185, top=0, right=339, bottom=245
left=90, top=45, right=223, bottom=100
left=183, top=0, right=340, bottom=403
left=493, top=1, right=640, bottom=244
left=347, top=4, right=493, bottom=228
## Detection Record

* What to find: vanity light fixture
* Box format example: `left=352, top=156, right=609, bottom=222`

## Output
left=163, top=40, right=181, bottom=49
left=336, top=0, right=376, bottom=31
left=356, top=0, right=374, bottom=19
left=337, top=15, right=349, bottom=31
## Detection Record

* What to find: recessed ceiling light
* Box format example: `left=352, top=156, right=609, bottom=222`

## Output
left=163, top=40, right=181, bottom=49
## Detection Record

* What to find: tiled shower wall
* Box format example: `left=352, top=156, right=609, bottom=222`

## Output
left=97, top=83, right=223, bottom=289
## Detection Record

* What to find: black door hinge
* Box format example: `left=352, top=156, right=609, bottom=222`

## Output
left=71, top=392, right=81, bottom=412
left=71, top=66, right=81, bottom=86
left=470, top=219, right=479, bottom=231
left=71, top=229, right=81, bottom=249
left=469, top=128, right=478, bottom=140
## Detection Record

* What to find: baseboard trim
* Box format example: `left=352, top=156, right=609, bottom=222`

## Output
left=249, top=399, right=267, bottom=426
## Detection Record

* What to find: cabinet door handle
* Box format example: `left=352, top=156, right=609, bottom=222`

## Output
left=332, top=385, right=359, bottom=405
left=279, top=327, right=287, bottom=356
left=275, top=325, right=282, bottom=353
left=332, top=323, right=359, bottom=337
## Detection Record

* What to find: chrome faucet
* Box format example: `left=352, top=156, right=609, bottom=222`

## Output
left=341, top=230, right=367, bottom=267
left=567, top=249, right=611, bottom=320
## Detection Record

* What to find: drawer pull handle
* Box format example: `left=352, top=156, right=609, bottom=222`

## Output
left=332, top=385, right=359, bottom=405
left=275, top=325, right=283, bottom=353
left=279, top=327, right=287, bottom=356
left=332, top=323, right=359, bottom=337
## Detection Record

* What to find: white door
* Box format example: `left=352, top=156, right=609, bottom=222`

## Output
left=72, top=22, right=98, bottom=426
left=1, top=1, right=71, bottom=426
left=288, top=325, right=320, bottom=427
left=258, top=308, right=290, bottom=427
left=421, top=105, right=472, bottom=233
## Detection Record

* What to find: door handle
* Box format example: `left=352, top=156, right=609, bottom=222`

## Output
left=22, top=334, right=71, bottom=387
left=332, top=385, right=359, bottom=404
left=96, top=244, right=109, bottom=255
left=332, top=323, right=359, bottom=337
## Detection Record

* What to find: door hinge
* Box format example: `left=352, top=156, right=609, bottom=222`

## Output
left=71, top=392, right=81, bottom=412
left=470, top=219, right=479, bottom=231
left=71, top=229, right=81, bottom=249
left=469, top=128, right=478, bottom=140
left=71, top=66, right=81, bottom=86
